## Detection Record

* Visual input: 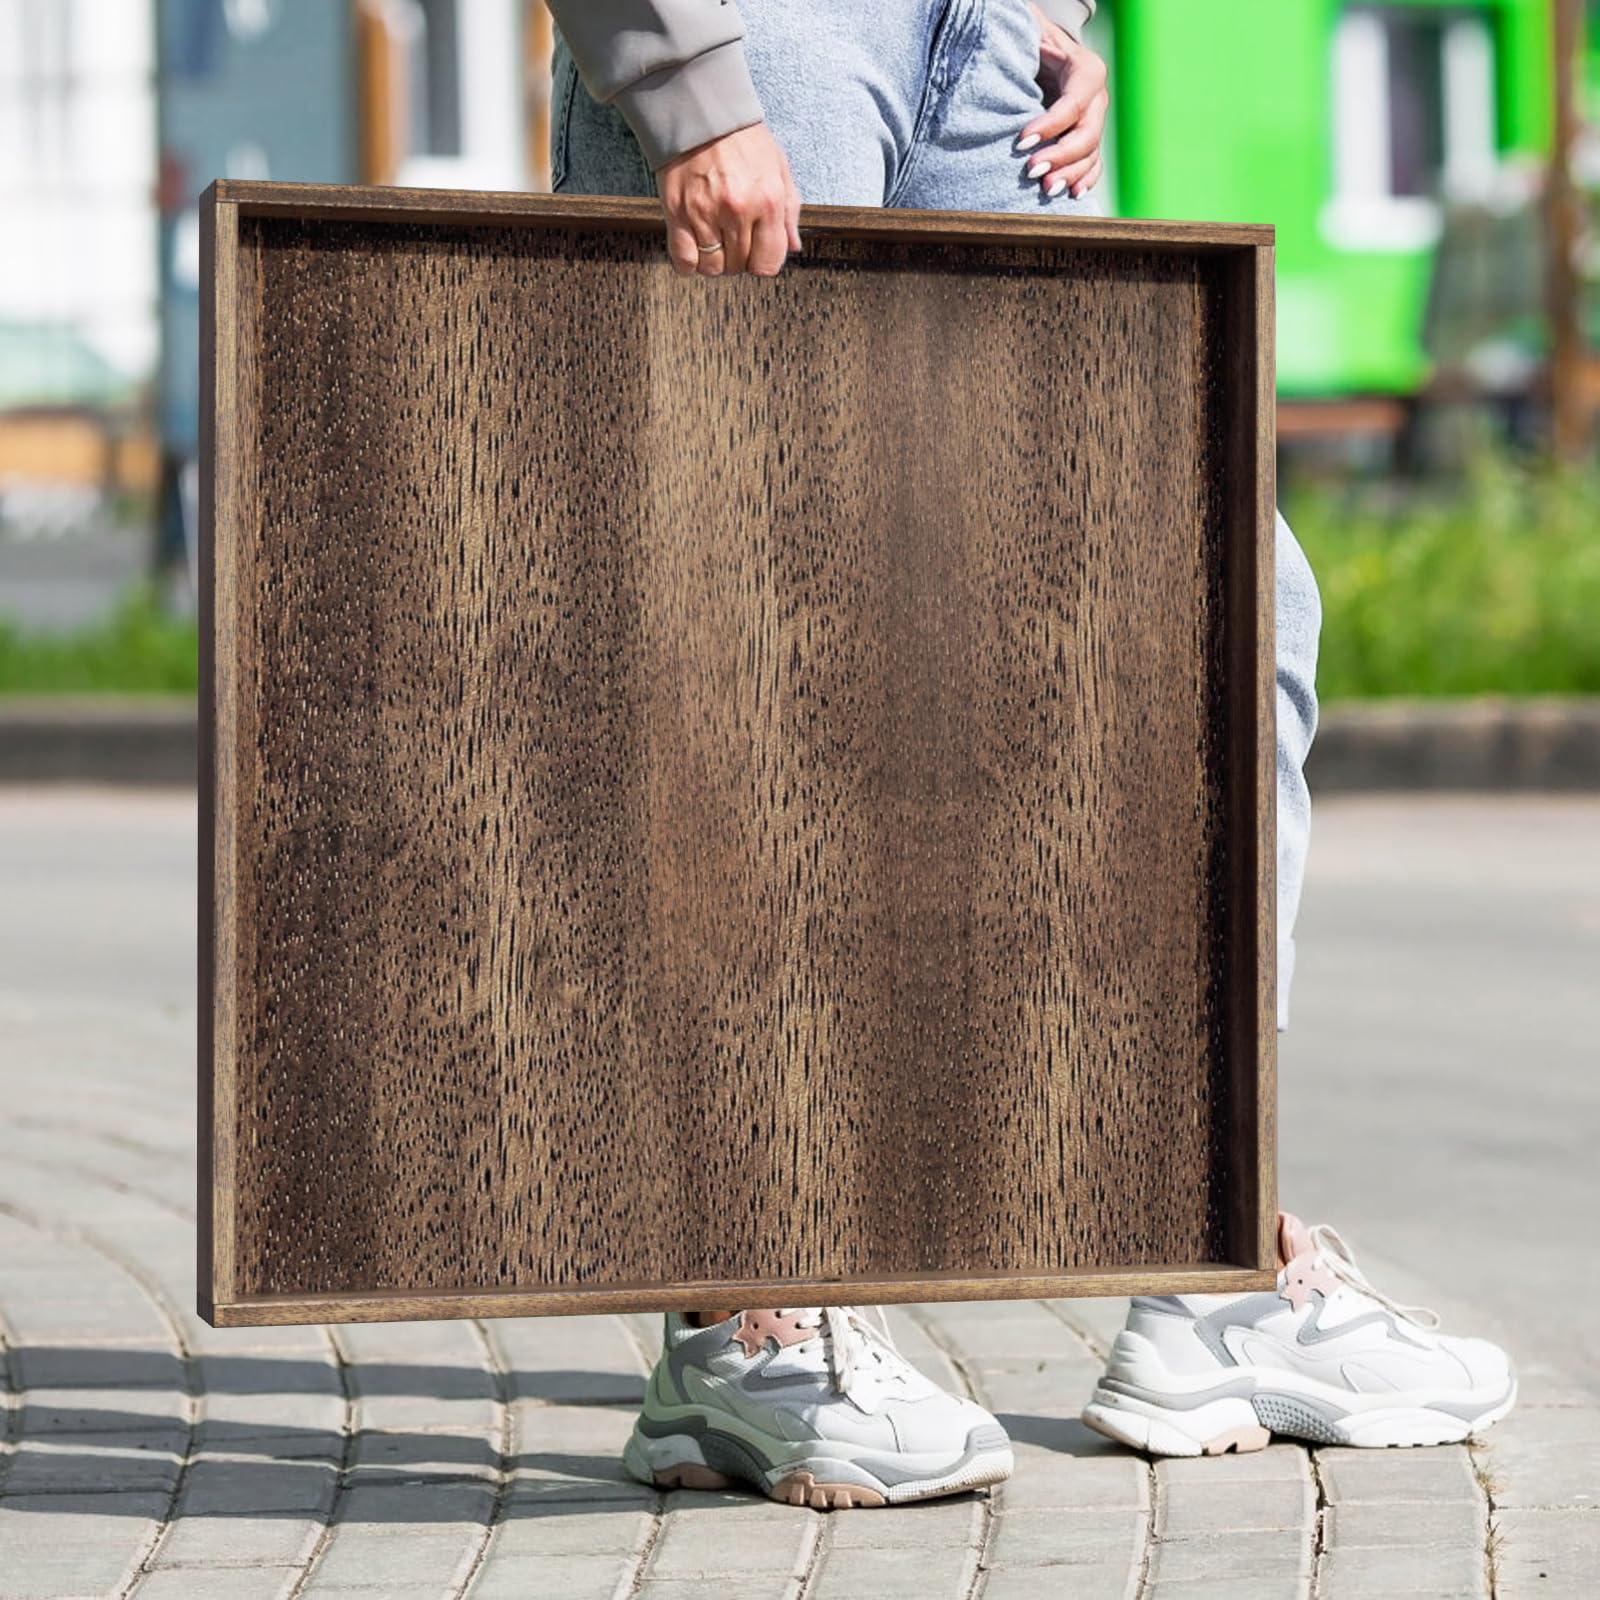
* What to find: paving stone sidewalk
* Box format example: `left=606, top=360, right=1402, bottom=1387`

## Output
left=1, top=791, right=1594, bottom=1598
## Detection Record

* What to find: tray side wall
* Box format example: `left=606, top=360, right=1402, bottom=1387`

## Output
left=1216, top=242, right=1279, bottom=1275
left=198, top=190, right=236, bottom=1319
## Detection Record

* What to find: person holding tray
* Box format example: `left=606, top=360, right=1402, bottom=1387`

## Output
left=543, top=0, right=1517, bottom=1508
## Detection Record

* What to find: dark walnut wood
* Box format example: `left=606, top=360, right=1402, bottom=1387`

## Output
left=200, top=181, right=1276, bottom=1326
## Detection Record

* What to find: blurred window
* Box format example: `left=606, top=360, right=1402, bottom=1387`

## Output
left=1385, top=10, right=1448, bottom=197
left=0, top=0, right=158, bottom=404
left=1326, top=4, right=1497, bottom=251
left=389, top=0, right=523, bottom=192
left=413, top=0, right=462, bottom=158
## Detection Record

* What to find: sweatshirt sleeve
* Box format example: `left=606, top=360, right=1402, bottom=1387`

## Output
left=545, top=1, right=767, bottom=173
left=1037, top=0, right=1096, bottom=41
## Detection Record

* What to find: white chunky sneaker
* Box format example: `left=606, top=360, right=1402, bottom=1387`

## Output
left=1081, top=1213, right=1517, bottom=1456
left=622, top=1305, right=1013, bottom=1508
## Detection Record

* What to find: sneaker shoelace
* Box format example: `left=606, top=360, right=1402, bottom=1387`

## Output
left=1308, top=1222, right=1442, bottom=1331
left=777, top=1305, right=915, bottom=1397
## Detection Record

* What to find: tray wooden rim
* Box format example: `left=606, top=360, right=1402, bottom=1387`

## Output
left=199, top=180, right=1280, bottom=1324
left=204, top=1264, right=1274, bottom=1327
left=204, top=176, right=1275, bottom=250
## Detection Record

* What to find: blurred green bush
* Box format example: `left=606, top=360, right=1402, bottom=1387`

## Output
left=0, top=580, right=198, bottom=694
left=1287, top=451, right=1600, bottom=703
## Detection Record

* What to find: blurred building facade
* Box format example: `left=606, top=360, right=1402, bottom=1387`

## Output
left=0, top=0, right=1593, bottom=570
left=152, top=0, right=537, bottom=571
left=1098, top=0, right=1597, bottom=400
left=1, top=0, right=545, bottom=572
left=0, top=0, right=159, bottom=531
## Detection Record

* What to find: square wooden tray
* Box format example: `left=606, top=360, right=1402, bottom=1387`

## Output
left=199, top=179, right=1278, bottom=1327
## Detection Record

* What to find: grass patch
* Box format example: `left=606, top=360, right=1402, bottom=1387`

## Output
left=0, top=579, right=198, bottom=695
left=1285, top=452, right=1600, bottom=703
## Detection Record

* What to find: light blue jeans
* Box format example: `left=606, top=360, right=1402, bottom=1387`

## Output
left=552, top=0, right=1321, bottom=1030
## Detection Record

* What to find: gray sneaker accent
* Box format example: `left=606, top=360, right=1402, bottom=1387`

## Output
left=1188, top=1295, right=1289, bottom=1366
left=1098, top=1375, right=1260, bottom=1411
left=964, top=1422, right=1012, bottom=1456
left=634, top=1413, right=1006, bottom=1491
left=853, top=1422, right=1010, bottom=1488
left=636, top=1411, right=704, bottom=1442
left=1294, top=1296, right=1431, bottom=1351
left=662, top=1315, right=837, bottom=1398
left=1250, top=1391, right=1348, bottom=1443
left=1102, top=1371, right=1510, bottom=1442
left=662, top=1315, right=907, bottom=1398
left=635, top=1410, right=774, bottom=1487
left=741, top=1365, right=837, bottom=1394
left=1185, top=1290, right=1430, bottom=1367
left=663, top=1315, right=738, bottom=1403
left=1130, top=1295, right=1190, bottom=1314
left=1427, top=1378, right=1516, bottom=1422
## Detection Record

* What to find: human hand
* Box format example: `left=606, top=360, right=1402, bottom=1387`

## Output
left=1017, top=4, right=1109, bottom=199
left=657, top=123, right=803, bottom=278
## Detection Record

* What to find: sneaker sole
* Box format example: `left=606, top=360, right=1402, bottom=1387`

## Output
left=623, top=1419, right=1012, bottom=1508
left=1081, top=1373, right=1519, bottom=1456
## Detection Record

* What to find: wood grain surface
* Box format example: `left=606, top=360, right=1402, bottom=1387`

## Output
left=201, top=183, right=1275, bottom=1324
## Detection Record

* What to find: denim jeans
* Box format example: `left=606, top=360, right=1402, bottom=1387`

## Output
left=551, top=0, right=1321, bottom=1030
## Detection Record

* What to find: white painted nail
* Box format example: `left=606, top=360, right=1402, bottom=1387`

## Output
left=1015, top=131, right=1041, bottom=151
left=1046, top=174, right=1068, bottom=197
left=1027, top=159, right=1051, bottom=180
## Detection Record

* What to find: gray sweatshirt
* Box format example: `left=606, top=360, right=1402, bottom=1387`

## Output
left=546, top=1, right=1096, bottom=173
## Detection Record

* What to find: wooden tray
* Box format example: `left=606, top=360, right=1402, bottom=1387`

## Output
left=199, top=179, right=1278, bottom=1327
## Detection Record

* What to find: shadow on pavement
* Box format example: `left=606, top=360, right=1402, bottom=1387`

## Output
left=996, top=1411, right=1126, bottom=1458
left=4, top=1347, right=673, bottom=1519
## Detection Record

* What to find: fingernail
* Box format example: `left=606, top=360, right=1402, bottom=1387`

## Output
left=1046, top=174, right=1067, bottom=197
left=1026, top=159, right=1051, bottom=180
left=1015, top=131, right=1041, bottom=151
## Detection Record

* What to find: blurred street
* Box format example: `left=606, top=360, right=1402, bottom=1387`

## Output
left=0, top=517, right=154, bottom=632
left=1280, top=794, right=1600, bottom=1397
left=0, top=786, right=1594, bottom=1597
